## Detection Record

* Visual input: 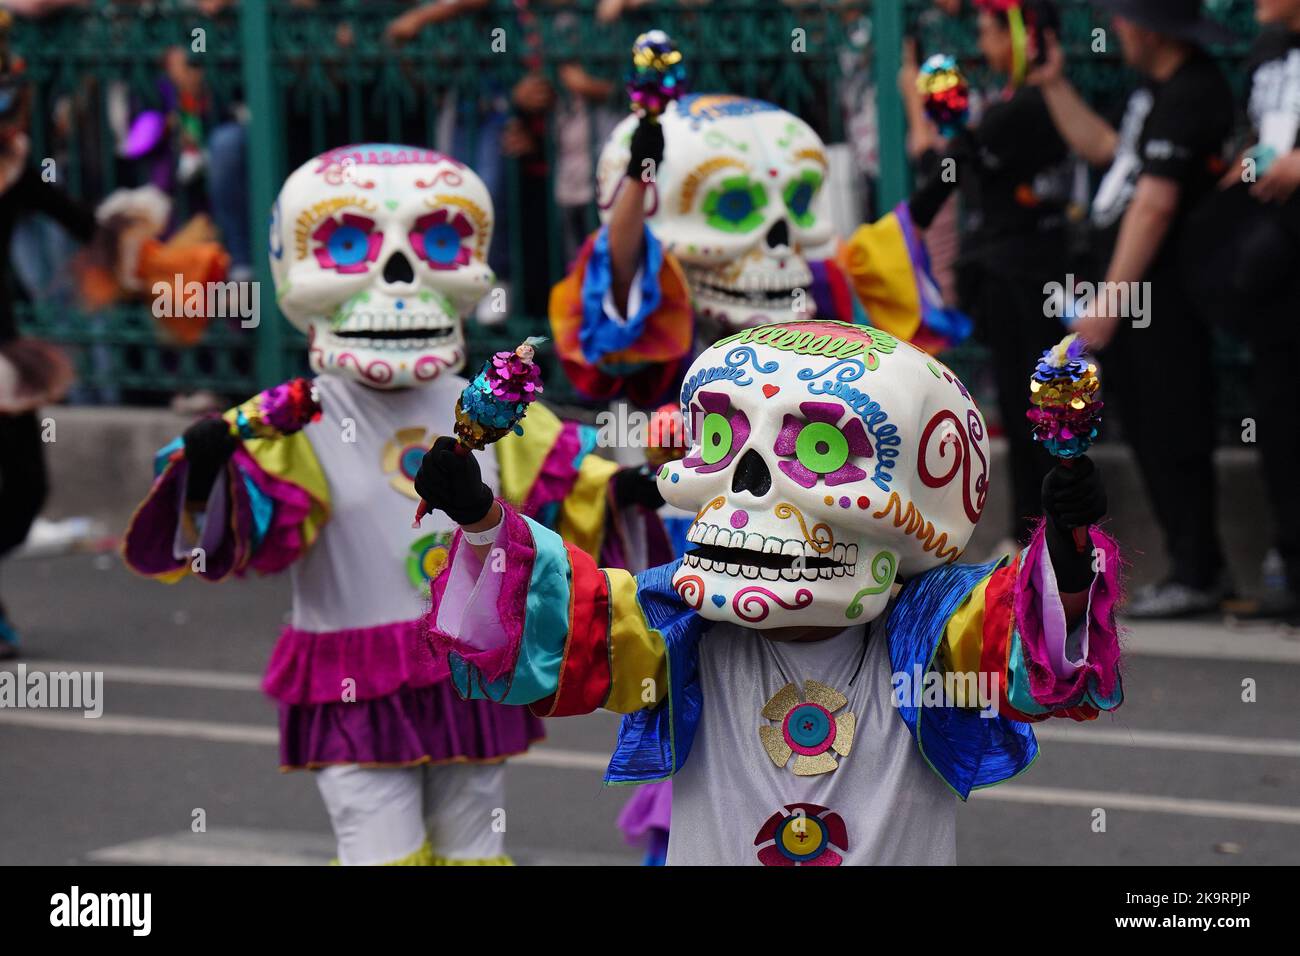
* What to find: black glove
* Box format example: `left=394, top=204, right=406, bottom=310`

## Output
left=1040, top=454, right=1107, bottom=592
left=182, top=417, right=238, bottom=504
left=626, top=118, right=664, bottom=182
left=612, top=465, right=665, bottom=511
left=414, top=436, right=495, bottom=526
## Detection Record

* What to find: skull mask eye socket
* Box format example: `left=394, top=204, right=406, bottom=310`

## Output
left=702, top=175, right=768, bottom=233
left=313, top=214, right=382, bottom=273
left=683, top=390, right=750, bottom=474
left=783, top=169, right=822, bottom=228
left=775, top=401, right=871, bottom=489
left=410, top=209, right=474, bottom=270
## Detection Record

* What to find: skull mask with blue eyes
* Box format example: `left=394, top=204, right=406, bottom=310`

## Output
left=269, top=144, right=496, bottom=389
left=596, top=96, right=836, bottom=331
left=657, top=320, right=991, bottom=629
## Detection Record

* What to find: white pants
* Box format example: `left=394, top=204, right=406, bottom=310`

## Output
left=316, top=762, right=507, bottom=866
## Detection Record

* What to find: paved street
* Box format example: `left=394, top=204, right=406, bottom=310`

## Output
left=1, top=551, right=1298, bottom=866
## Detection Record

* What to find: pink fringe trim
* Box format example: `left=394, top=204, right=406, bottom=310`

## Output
left=1014, top=521, right=1123, bottom=708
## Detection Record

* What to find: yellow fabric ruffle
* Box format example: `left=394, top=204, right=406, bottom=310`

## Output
left=328, top=843, right=513, bottom=866
left=940, top=572, right=994, bottom=708
left=558, top=453, right=619, bottom=559
left=838, top=213, right=922, bottom=343
left=603, top=568, right=669, bottom=713
left=224, top=417, right=332, bottom=552
left=495, top=401, right=564, bottom=508
left=430, top=854, right=514, bottom=866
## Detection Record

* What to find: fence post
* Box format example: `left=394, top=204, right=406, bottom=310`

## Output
left=240, top=0, right=286, bottom=388
left=872, top=0, right=907, bottom=213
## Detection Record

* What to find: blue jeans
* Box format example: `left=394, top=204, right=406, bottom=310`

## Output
left=208, top=121, right=251, bottom=273
left=452, top=106, right=508, bottom=280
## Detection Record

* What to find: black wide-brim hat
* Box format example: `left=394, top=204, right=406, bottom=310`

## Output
left=1092, top=0, right=1236, bottom=46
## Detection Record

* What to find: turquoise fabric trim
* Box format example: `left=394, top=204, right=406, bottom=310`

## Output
left=241, top=472, right=273, bottom=553
left=476, top=517, right=571, bottom=705
left=573, top=423, right=599, bottom=469
left=535, top=500, right=561, bottom=532
left=233, top=409, right=256, bottom=441
left=154, top=437, right=183, bottom=477
left=1006, top=623, right=1124, bottom=716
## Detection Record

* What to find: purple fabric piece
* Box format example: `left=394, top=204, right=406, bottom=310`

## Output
left=616, top=780, right=672, bottom=846
left=263, top=619, right=450, bottom=706
left=122, top=458, right=240, bottom=580
left=425, top=501, right=531, bottom=685
left=1014, top=522, right=1123, bottom=708
left=122, top=459, right=191, bottom=576
left=806, top=258, right=836, bottom=320
left=123, top=444, right=316, bottom=581
left=277, top=682, right=545, bottom=769
left=521, top=420, right=584, bottom=517
left=231, top=446, right=316, bottom=575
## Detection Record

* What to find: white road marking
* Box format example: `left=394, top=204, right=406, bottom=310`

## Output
left=1032, top=724, right=1300, bottom=758
left=973, top=785, right=1300, bottom=826
left=85, top=828, right=637, bottom=866
left=0, top=711, right=278, bottom=745
left=1121, top=621, right=1300, bottom=663
left=4, top=691, right=1296, bottom=760
left=4, top=710, right=1299, bottom=826
left=0, top=660, right=261, bottom=691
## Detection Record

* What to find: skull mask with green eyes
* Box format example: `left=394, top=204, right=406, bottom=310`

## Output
left=656, top=320, right=991, bottom=629
left=596, top=96, right=836, bottom=331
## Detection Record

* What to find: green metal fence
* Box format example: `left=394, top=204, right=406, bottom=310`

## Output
left=12, top=0, right=1258, bottom=425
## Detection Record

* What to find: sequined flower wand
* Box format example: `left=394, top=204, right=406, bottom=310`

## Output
left=626, top=29, right=687, bottom=120
left=1027, top=332, right=1103, bottom=551
left=916, top=53, right=970, bottom=138
left=412, top=337, right=546, bottom=527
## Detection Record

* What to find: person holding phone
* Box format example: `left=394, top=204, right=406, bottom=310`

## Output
left=1027, top=0, right=1235, bottom=618
left=903, top=0, right=1073, bottom=553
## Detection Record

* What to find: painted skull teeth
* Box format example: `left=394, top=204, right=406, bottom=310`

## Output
left=329, top=311, right=458, bottom=346
left=684, top=522, right=858, bottom=581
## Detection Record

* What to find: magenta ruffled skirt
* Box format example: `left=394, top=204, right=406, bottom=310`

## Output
left=264, top=619, right=544, bottom=770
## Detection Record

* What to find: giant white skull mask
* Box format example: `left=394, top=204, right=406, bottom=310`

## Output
left=269, top=144, right=495, bottom=388
left=596, top=96, right=836, bottom=331
left=658, top=320, right=990, bottom=629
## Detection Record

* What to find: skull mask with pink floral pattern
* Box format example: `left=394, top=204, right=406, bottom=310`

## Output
left=269, top=144, right=495, bottom=389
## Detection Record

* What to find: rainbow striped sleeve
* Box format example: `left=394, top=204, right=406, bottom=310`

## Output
left=940, top=523, right=1123, bottom=722
left=122, top=385, right=330, bottom=584
left=426, top=503, right=669, bottom=716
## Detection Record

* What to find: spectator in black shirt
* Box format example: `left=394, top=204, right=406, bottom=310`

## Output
left=1182, top=0, right=1300, bottom=623
left=905, top=0, right=1074, bottom=550
left=1029, top=0, right=1235, bottom=618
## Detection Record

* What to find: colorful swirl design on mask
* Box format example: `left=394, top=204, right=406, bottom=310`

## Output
left=733, top=585, right=813, bottom=622
left=773, top=502, right=833, bottom=554
left=693, top=495, right=727, bottom=523
left=917, top=409, right=988, bottom=524
left=845, top=550, right=897, bottom=619
left=675, top=574, right=705, bottom=610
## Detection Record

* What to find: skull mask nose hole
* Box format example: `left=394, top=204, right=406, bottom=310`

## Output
left=731, top=448, right=772, bottom=498
left=383, top=250, right=415, bottom=284
left=765, top=219, right=789, bottom=250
